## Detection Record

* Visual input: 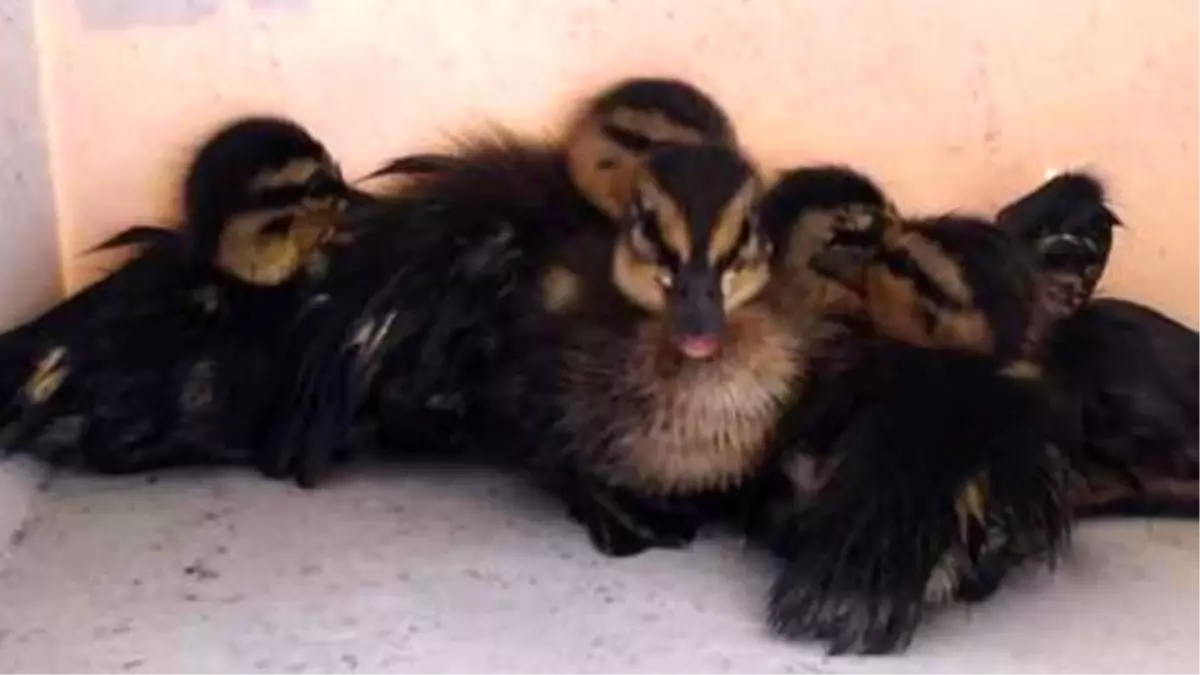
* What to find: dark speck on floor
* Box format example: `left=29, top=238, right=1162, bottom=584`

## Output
left=121, top=658, right=146, bottom=671
left=144, top=475, right=159, bottom=485
left=182, top=593, right=199, bottom=602
left=341, top=653, right=359, bottom=671
left=8, top=523, right=29, bottom=547
left=184, top=561, right=220, bottom=581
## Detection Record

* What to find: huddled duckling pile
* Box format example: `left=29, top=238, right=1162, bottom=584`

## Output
left=0, top=77, right=1194, bottom=655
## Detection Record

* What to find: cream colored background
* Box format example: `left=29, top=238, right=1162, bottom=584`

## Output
left=29, top=0, right=1200, bottom=326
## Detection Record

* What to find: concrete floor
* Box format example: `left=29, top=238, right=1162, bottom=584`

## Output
left=0, top=463, right=1195, bottom=674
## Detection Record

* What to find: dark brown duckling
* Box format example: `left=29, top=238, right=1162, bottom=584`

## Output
left=757, top=182, right=1070, bottom=654
left=997, top=170, right=1197, bottom=518
left=0, top=115, right=360, bottom=473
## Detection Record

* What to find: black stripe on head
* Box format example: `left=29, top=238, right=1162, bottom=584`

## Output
left=590, top=78, right=735, bottom=143
left=876, top=246, right=966, bottom=310
left=601, top=122, right=657, bottom=153
left=244, top=185, right=314, bottom=211
left=917, top=216, right=1037, bottom=359
left=630, top=196, right=681, bottom=270
left=644, top=144, right=755, bottom=264
left=715, top=221, right=753, bottom=270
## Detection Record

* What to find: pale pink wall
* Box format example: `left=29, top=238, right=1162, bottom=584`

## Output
left=34, top=0, right=1198, bottom=326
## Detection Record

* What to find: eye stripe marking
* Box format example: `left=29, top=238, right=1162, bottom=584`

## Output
left=876, top=246, right=967, bottom=310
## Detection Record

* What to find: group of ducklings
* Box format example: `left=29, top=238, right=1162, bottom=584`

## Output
left=0, top=77, right=1195, bottom=655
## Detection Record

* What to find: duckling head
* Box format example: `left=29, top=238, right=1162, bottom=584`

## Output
left=611, top=142, right=772, bottom=360
left=184, top=116, right=353, bottom=286
left=564, top=77, right=737, bottom=222
left=809, top=209, right=1037, bottom=361
left=757, top=164, right=895, bottom=321
left=996, top=170, right=1120, bottom=326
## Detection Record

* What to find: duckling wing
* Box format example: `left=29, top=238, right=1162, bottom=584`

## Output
left=1048, top=298, right=1198, bottom=518
left=0, top=228, right=276, bottom=472
left=259, top=194, right=555, bottom=487
left=763, top=344, right=1070, bottom=655
left=260, top=142, right=575, bottom=488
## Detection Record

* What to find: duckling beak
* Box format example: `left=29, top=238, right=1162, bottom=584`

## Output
left=667, top=266, right=726, bottom=360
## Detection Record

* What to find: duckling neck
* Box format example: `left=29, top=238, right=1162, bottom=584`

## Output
left=560, top=302, right=801, bottom=497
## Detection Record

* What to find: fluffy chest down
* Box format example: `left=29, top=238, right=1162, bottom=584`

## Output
left=561, top=305, right=800, bottom=496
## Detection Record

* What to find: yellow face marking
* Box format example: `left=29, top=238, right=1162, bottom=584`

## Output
left=721, top=262, right=771, bottom=312
left=886, top=228, right=973, bottom=307
left=612, top=237, right=667, bottom=314
left=217, top=205, right=341, bottom=286
left=865, top=267, right=994, bottom=353
left=861, top=220, right=999, bottom=352
left=636, top=176, right=690, bottom=262
left=707, top=178, right=759, bottom=264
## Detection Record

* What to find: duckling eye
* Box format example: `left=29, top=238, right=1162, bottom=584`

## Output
left=304, top=171, right=343, bottom=199
left=628, top=199, right=661, bottom=261
left=628, top=220, right=658, bottom=261
left=881, top=249, right=916, bottom=276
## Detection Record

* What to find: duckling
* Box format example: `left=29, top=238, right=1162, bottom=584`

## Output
left=257, top=77, right=739, bottom=487
left=995, top=170, right=1118, bottom=354
left=541, top=141, right=803, bottom=556
left=759, top=196, right=1069, bottom=655
left=549, top=163, right=898, bottom=556
left=738, top=165, right=895, bottom=542
left=0, top=115, right=359, bottom=473
left=997, top=171, right=1197, bottom=517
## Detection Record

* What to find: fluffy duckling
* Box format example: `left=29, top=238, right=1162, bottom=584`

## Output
left=997, top=171, right=1197, bottom=517
left=995, top=171, right=1118, bottom=354
left=541, top=141, right=805, bottom=556
left=758, top=183, right=1069, bottom=654
left=258, top=77, right=739, bottom=487
left=0, top=115, right=358, bottom=473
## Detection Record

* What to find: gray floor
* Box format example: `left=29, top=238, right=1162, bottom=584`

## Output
left=0, top=464, right=1196, bottom=674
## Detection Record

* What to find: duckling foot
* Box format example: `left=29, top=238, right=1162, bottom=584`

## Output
left=565, top=485, right=699, bottom=557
